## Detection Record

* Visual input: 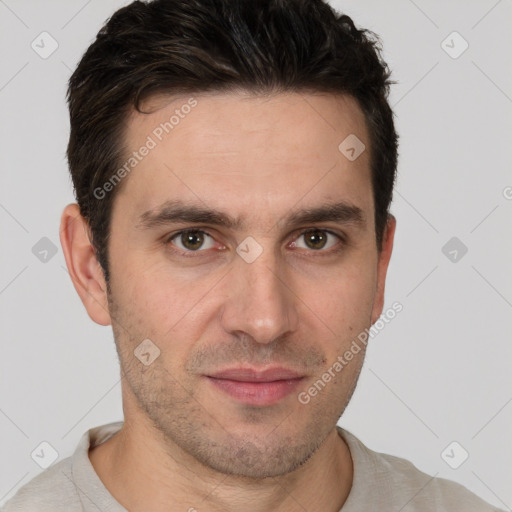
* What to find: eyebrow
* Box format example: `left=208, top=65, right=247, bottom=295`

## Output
left=135, top=199, right=366, bottom=232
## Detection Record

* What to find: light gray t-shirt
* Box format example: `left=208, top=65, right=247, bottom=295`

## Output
left=2, top=421, right=503, bottom=511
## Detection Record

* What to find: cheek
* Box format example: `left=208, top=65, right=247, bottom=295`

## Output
left=115, top=252, right=184, bottom=316
left=111, top=237, right=378, bottom=350
left=115, top=261, right=214, bottom=351
left=300, top=257, right=378, bottom=337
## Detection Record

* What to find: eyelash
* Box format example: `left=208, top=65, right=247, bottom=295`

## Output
left=164, top=228, right=346, bottom=258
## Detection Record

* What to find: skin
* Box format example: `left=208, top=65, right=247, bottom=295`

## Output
left=60, top=91, right=396, bottom=512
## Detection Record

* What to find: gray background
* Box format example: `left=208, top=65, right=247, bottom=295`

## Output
left=1, top=0, right=511, bottom=508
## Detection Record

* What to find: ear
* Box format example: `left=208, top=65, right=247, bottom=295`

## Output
left=59, top=203, right=111, bottom=326
left=370, top=214, right=396, bottom=325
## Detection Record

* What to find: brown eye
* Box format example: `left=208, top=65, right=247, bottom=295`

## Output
left=304, top=230, right=328, bottom=249
left=169, top=230, right=215, bottom=252
left=292, top=229, right=340, bottom=251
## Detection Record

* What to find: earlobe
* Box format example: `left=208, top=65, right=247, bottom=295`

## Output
left=59, top=203, right=112, bottom=326
left=370, top=214, right=396, bottom=325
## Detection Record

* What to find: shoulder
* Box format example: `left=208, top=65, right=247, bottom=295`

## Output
left=378, top=449, right=499, bottom=511
left=1, top=421, right=124, bottom=512
left=339, top=428, right=504, bottom=511
left=1, top=456, right=82, bottom=512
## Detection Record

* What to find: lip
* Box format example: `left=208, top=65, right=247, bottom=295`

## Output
left=205, top=366, right=305, bottom=406
left=207, top=366, right=304, bottom=382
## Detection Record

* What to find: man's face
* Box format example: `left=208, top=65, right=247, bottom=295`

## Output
left=104, top=91, right=392, bottom=478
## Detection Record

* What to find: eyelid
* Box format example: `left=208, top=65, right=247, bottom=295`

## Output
left=165, top=227, right=346, bottom=256
left=288, top=228, right=345, bottom=252
left=166, top=229, right=220, bottom=253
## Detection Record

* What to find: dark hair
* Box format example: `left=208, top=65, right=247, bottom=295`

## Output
left=67, top=0, right=398, bottom=285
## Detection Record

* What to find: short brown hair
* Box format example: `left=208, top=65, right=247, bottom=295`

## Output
left=67, top=0, right=398, bottom=284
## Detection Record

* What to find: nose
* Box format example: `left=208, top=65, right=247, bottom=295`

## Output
left=220, top=247, right=299, bottom=345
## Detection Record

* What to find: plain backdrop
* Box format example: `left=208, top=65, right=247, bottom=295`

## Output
left=1, top=0, right=511, bottom=508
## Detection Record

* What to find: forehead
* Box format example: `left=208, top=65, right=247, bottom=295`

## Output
left=115, top=91, right=373, bottom=227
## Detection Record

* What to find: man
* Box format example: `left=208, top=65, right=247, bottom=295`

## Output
left=2, top=0, right=503, bottom=510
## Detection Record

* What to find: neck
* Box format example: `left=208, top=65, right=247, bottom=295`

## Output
left=89, top=418, right=353, bottom=512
